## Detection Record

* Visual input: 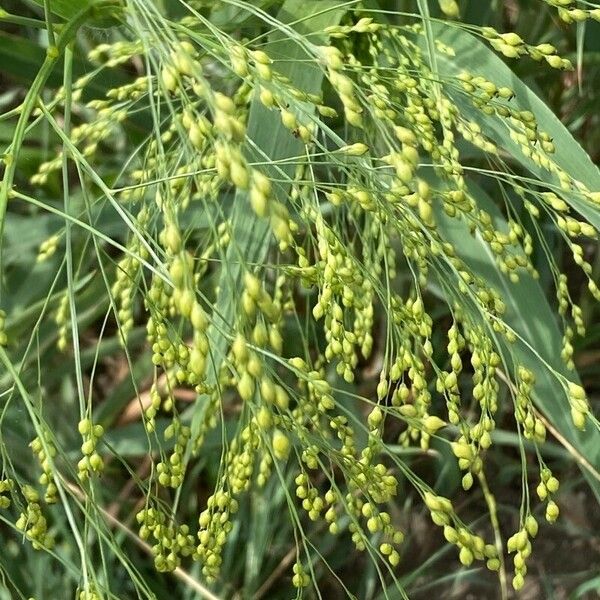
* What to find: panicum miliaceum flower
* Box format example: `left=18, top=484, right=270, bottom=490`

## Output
left=2, top=1, right=600, bottom=598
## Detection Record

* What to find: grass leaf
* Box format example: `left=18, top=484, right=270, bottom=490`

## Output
left=427, top=23, right=600, bottom=228
left=434, top=181, right=600, bottom=500
left=189, top=0, right=348, bottom=436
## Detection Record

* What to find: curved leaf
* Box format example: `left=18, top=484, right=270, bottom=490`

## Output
left=30, top=0, right=121, bottom=27
left=188, top=0, right=348, bottom=438
left=428, top=23, right=600, bottom=228
left=434, top=181, right=600, bottom=499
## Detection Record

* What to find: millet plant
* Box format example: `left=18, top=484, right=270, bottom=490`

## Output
left=1, top=0, right=600, bottom=598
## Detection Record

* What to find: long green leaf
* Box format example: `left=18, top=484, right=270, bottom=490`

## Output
left=427, top=23, right=600, bottom=228
left=410, top=22, right=600, bottom=496
left=30, top=0, right=120, bottom=26
left=31, top=0, right=94, bottom=20
left=188, top=0, right=348, bottom=438
left=434, top=182, right=600, bottom=500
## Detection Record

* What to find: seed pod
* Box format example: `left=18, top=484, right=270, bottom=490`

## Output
left=459, top=546, right=474, bottom=566
left=269, top=327, right=283, bottom=354
left=244, top=273, right=262, bottom=299
left=280, top=109, right=297, bottom=130
left=89, top=453, right=103, bottom=471
left=189, top=349, right=206, bottom=377
left=256, top=407, right=272, bottom=429
left=272, top=429, right=290, bottom=460
left=394, top=126, right=417, bottom=145
left=247, top=354, right=263, bottom=378
left=232, top=334, right=248, bottom=363
left=230, top=46, right=248, bottom=77
left=274, top=385, right=289, bottom=410
left=259, top=86, right=274, bottom=107
left=536, top=482, right=548, bottom=501
left=461, top=472, right=473, bottom=490
left=339, top=143, right=369, bottom=156
left=81, top=440, right=94, bottom=455
left=545, top=500, right=559, bottom=523
left=424, top=415, right=446, bottom=434
left=438, top=0, right=459, bottom=18
left=161, top=65, right=178, bottom=92
left=443, top=525, right=458, bottom=543
left=568, top=382, right=586, bottom=400
left=571, top=408, right=586, bottom=430
left=163, top=224, right=181, bottom=254
left=188, top=122, right=203, bottom=148
left=319, top=45, right=344, bottom=70
left=451, top=441, right=473, bottom=461
left=525, top=515, right=538, bottom=538
left=257, top=376, right=274, bottom=404
left=237, top=372, right=255, bottom=401
left=251, top=50, right=271, bottom=65
left=345, top=108, right=363, bottom=128
left=546, top=476, right=560, bottom=493
left=512, top=573, right=525, bottom=591
left=354, top=17, right=376, bottom=33
left=368, top=406, right=383, bottom=428
left=501, top=32, right=524, bottom=47
left=172, top=49, right=194, bottom=77
left=250, top=187, right=268, bottom=216
left=230, top=159, right=249, bottom=189
left=423, top=492, right=443, bottom=512
left=545, top=54, right=563, bottom=69
left=191, top=303, right=208, bottom=331
left=487, top=558, right=500, bottom=571
left=177, top=289, right=194, bottom=318
left=374, top=376, right=387, bottom=399
left=78, top=419, right=92, bottom=435
left=398, top=404, right=417, bottom=418
left=514, top=529, right=528, bottom=551
left=499, top=43, right=520, bottom=58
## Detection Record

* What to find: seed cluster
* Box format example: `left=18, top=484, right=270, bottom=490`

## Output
left=137, top=507, right=195, bottom=572
left=77, top=418, right=104, bottom=480
left=507, top=515, right=539, bottom=590
left=541, top=0, right=600, bottom=23
left=0, top=478, right=13, bottom=509
left=5, top=3, right=600, bottom=596
left=425, top=492, right=500, bottom=569
left=15, top=486, right=53, bottom=550
left=30, top=435, right=58, bottom=504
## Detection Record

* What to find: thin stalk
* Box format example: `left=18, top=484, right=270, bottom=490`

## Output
left=0, top=0, right=120, bottom=299
left=35, top=102, right=169, bottom=281
left=0, top=9, right=46, bottom=29
left=497, top=369, right=600, bottom=484
left=0, top=55, right=57, bottom=291
left=61, top=40, right=91, bottom=591
left=11, top=190, right=167, bottom=283
left=43, top=0, right=56, bottom=47
left=0, top=347, right=90, bottom=583
left=63, top=481, right=224, bottom=600
left=478, top=471, right=508, bottom=600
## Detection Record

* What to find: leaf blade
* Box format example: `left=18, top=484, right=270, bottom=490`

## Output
left=428, top=23, right=600, bottom=228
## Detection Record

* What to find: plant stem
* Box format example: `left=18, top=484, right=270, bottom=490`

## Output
left=478, top=471, right=509, bottom=600
left=43, top=0, right=56, bottom=47
left=0, top=55, right=57, bottom=293
left=0, top=346, right=91, bottom=583
left=0, top=9, right=46, bottom=29
left=64, top=482, right=224, bottom=600
left=0, top=0, right=120, bottom=301
left=61, top=38, right=93, bottom=591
